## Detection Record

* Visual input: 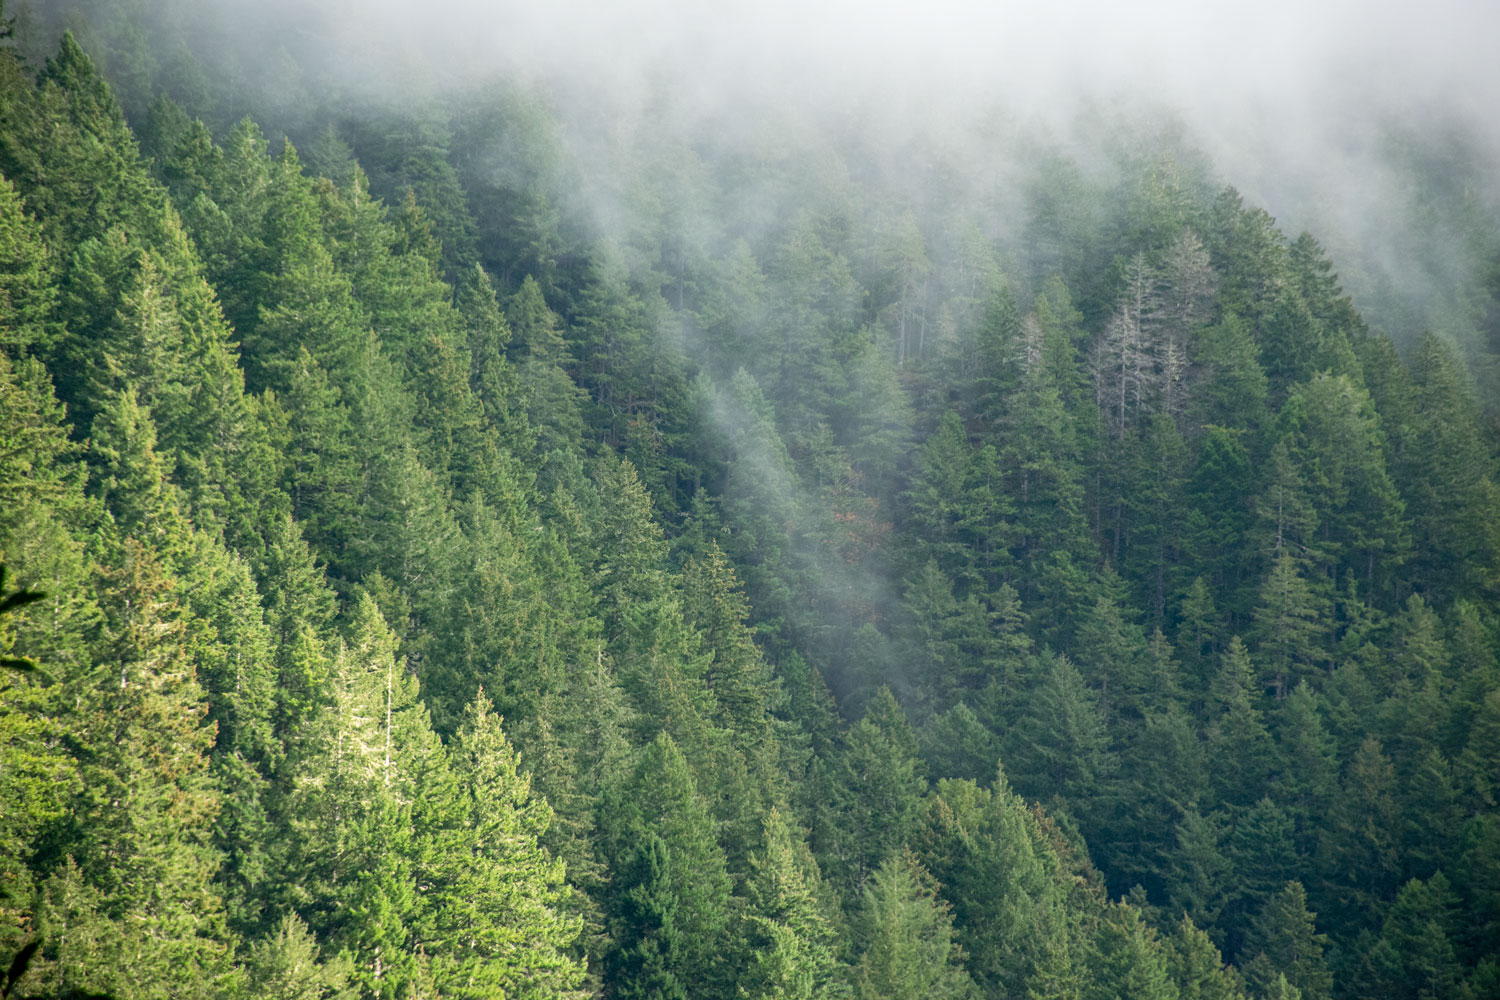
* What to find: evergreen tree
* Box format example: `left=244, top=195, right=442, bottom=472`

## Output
left=1204, top=637, right=1275, bottom=807
left=608, top=832, right=692, bottom=1000
left=1073, top=583, right=1152, bottom=723
left=1250, top=555, right=1324, bottom=699
left=1108, top=704, right=1208, bottom=896
left=1397, top=333, right=1500, bottom=601
left=1272, top=682, right=1337, bottom=861
left=1222, top=798, right=1298, bottom=956
left=276, top=595, right=436, bottom=998
left=916, top=775, right=1081, bottom=1000
left=737, top=808, right=843, bottom=1000
left=1237, top=882, right=1331, bottom=1000
left=599, top=733, right=732, bottom=997
left=0, top=173, right=56, bottom=356
left=1166, top=810, right=1232, bottom=935
left=681, top=542, right=779, bottom=750
left=850, top=851, right=974, bottom=1000
left=901, top=411, right=1014, bottom=598
left=34, top=537, right=232, bottom=1000
left=1315, top=736, right=1401, bottom=934
left=1181, top=428, right=1255, bottom=615
left=243, top=913, right=355, bottom=1000
left=920, top=703, right=1003, bottom=786
left=1350, top=873, right=1463, bottom=1000
left=1086, top=902, right=1178, bottom=1000
left=817, top=689, right=927, bottom=896
left=843, top=336, right=915, bottom=502
left=427, top=691, right=587, bottom=1000
left=891, top=559, right=1008, bottom=714
left=1165, top=915, right=1245, bottom=1000
left=1271, top=375, right=1410, bottom=600
left=1005, top=653, right=1116, bottom=824
left=7, top=21, right=1500, bottom=998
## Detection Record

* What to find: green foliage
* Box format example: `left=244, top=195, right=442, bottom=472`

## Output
left=737, top=808, right=843, bottom=1000
left=850, top=851, right=974, bottom=1000
left=600, top=734, right=732, bottom=996
left=34, top=538, right=232, bottom=999
left=3, top=21, right=1500, bottom=1000
left=1166, top=915, right=1245, bottom=1000
left=1239, top=882, right=1331, bottom=1000
left=917, top=775, right=1082, bottom=1000
left=430, top=692, right=587, bottom=1000
left=243, top=914, right=354, bottom=1000
left=816, top=689, right=928, bottom=896
left=1086, top=901, right=1178, bottom=1000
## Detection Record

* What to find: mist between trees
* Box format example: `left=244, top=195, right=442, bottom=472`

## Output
left=1, top=2, right=1499, bottom=999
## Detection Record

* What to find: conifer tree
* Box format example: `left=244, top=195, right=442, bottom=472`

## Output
left=1223, top=798, right=1298, bottom=954
left=1457, top=688, right=1500, bottom=813
left=917, top=775, right=1080, bottom=1000
left=451, top=263, right=534, bottom=462
left=608, top=834, right=690, bottom=1000
left=1205, top=637, right=1275, bottom=807
left=0, top=32, right=159, bottom=253
left=1398, top=747, right=1463, bottom=883
left=892, top=559, right=1008, bottom=714
left=1166, top=915, right=1245, bottom=1000
left=276, top=595, right=438, bottom=998
left=33, top=536, right=232, bottom=999
left=1352, top=873, right=1463, bottom=1000
left=1271, top=375, right=1410, bottom=599
left=504, top=273, right=587, bottom=456
left=1074, top=584, right=1151, bottom=723
left=681, top=542, right=779, bottom=749
left=850, top=851, right=974, bottom=1000
left=599, top=733, right=732, bottom=997
left=920, top=702, right=1003, bottom=786
left=1272, top=682, right=1337, bottom=860
left=243, top=913, right=355, bottom=1000
left=1109, top=704, right=1208, bottom=895
left=1086, top=902, right=1178, bottom=1000
left=1005, top=653, right=1115, bottom=820
left=1398, top=333, right=1500, bottom=601
left=901, top=411, right=1014, bottom=599
left=844, top=333, right=915, bottom=500
left=1185, top=428, right=1258, bottom=600
left=1443, top=601, right=1497, bottom=755
left=0, top=350, right=94, bottom=955
left=737, top=808, right=843, bottom=1000
left=9, top=19, right=1500, bottom=997
left=1251, top=555, right=1324, bottom=699
left=1189, top=313, right=1267, bottom=433
left=1238, top=882, right=1331, bottom=1000
left=0, top=174, right=55, bottom=356
left=426, top=691, right=587, bottom=1000
left=1457, top=815, right=1500, bottom=962
left=818, top=689, right=927, bottom=895
left=1166, top=810, right=1232, bottom=935
left=1315, top=736, right=1401, bottom=934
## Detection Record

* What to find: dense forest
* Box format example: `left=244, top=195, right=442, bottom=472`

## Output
left=2, top=2, right=1500, bottom=998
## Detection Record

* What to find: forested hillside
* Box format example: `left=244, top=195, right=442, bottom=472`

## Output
left=2, top=3, right=1500, bottom=999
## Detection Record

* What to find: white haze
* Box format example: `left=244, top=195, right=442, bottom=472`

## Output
left=300, top=0, right=1498, bottom=107
left=44, top=0, right=1491, bottom=692
left=237, top=0, right=1500, bottom=343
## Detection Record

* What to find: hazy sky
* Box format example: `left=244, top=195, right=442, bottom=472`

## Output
left=334, top=0, right=1500, bottom=117
left=230, top=0, right=1500, bottom=340
left=294, top=0, right=1500, bottom=204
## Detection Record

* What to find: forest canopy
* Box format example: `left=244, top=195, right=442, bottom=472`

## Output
left=1, top=2, right=1499, bottom=999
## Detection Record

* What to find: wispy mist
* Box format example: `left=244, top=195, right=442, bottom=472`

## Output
left=266, top=0, right=1500, bottom=112
left=38, top=0, right=1499, bottom=349
left=201, top=0, right=1498, bottom=343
